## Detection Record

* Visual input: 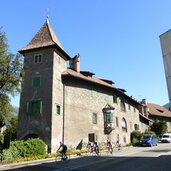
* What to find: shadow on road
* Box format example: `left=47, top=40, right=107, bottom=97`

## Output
left=2, top=154, right=171, bottom=171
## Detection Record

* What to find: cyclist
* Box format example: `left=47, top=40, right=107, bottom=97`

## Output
left=57, top=142, right=68, bottom=159
left=107, top=140, right=113, bottom=154
left=116, top=140, right=121, bottom=150
left=93, top=141, right=100, bottom=155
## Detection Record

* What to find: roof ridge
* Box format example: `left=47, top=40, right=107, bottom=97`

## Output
left=46, top=21, right=63, bottom=49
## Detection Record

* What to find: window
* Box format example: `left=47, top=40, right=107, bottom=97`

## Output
left=92, top=113, right=97, bottom=124
left=34, top=54, right=42, bottom=63
left=88, top=133, right=95, bottom=142
left=104, top=112, right=113, bottom=123
left=128, top=104, right=131, bottom=110
left=116, top=117, right=119, bottom=127
left=134, top=107, right=136, bottom=112
left=113, top=95, right=117, bottom=103
left=113, top=95, right=120, bottom=104
left=122, top=118, right=127, bottom=132
left=120, top=100, right=126, bottom=112
left=134, top=124, right=139, bottom=130
left=27, top=100, right=42, bottom=115
left=32, top=77, right=41, bottom=87
left=123, top=136, right=126, bottom=143
left=56, top=105, right=60, bottom=115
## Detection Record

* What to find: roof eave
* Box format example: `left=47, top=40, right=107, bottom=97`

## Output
left=18, top=44, right=71, bottom=60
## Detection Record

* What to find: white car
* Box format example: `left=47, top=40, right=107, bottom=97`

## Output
left=161, top=133, right=171, bottom=143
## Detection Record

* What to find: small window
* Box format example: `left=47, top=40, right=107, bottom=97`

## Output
left=134, top=124, right=139, bottom=130
left=27, top=100, right=42, bottom=115
left=113, top=95, right=120, bottom=104
left=32, top=77, right=41, bottom=87
left=113, top=95, right=117, bottom=103
left=92, top=113, right=97, bottom=124
left=120, top=100, right=126, bottom=112
left=128, top=104, right=131, bottom=110
left=116, top=117, right=119, bottom=127
left=34, top=54, right=42, bottom=63
left=56, top=105, right=60, bottom=115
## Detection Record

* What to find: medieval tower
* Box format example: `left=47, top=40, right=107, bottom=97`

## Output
left=17, top=20, right=71, bottom=152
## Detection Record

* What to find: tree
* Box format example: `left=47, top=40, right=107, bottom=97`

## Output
left=0, top=27, right=23, bottom=119
left=150, top=120, right=168, bottom=136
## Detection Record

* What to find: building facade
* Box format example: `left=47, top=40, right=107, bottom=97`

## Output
left=160, top=30, right=171, bottom=105
left=17, top=20, right=150, bottom=153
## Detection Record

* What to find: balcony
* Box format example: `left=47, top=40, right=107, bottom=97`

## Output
left=103, top=104, right=115, bottom=134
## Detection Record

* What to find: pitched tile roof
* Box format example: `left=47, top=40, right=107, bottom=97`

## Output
left=19, top=20, right=71, bottom=60
left=20, top=21, right=62, bottom=52
left=62, top=68, right=141, bottom=106
left=147, top=103, right=171, bottom=118
left=62, top=68, right=114, bottom=88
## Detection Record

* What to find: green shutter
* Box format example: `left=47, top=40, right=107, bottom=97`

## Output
left=32, top=77, right=40, bottom=87
left=39, top=101, right=42, bottom=114
left=27, top=102, right=32, bottom=115
left=117, top=97, right=120, bottom=104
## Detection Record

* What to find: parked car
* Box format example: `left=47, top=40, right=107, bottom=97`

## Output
left=140, top=134, right=158, bottom=147
left=161, top=133, right=171, bottom=143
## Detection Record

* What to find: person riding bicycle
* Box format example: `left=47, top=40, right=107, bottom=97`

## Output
left=107, top=140, right=113, bottom=154
left=116, top=140, right=121, bottom=150
left=93, top=141, right=99, bottom=155
left=57, top=142, right=68, bottom=159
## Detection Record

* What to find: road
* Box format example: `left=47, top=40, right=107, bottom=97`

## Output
left=1, top=143, right=171, bottom=171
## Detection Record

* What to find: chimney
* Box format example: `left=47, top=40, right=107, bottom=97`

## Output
left=69, top=53, right=80, bottom=72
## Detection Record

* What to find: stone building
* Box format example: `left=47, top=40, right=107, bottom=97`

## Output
left=17, top=20, right=150, bottom=153
left=147, top=103, right=171, bottom=132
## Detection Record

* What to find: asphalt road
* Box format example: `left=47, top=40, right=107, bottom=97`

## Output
left=1, top=143, right=171, bottom=171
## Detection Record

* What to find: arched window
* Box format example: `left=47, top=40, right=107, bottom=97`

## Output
left=120, top=100, right=126, bottom=112
left=122, top=118, right=127, bottom=132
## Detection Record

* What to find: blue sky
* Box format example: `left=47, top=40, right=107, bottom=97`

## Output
left=1, top=0, right=170, bottom=107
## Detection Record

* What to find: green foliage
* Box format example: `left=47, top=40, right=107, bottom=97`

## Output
left=1, top=149, right=13, bottom=163
left=9, top=140, right=26, bottom=157
left=4, top=117, right=18, bottom=141
left=23, top=138, right=46, bottom=157
left=144, top=130, right=155, bottom=135
left=150, top=120, right=168, bottom=136
left=130, top=131, right=142, bottom=146
left=132, top=138, right=140, bottom=146
left=1, top=138, right=46, bottom=163
left=131, top=130, right=142, bottom=141
left=0, top=27, right=23, bottom=119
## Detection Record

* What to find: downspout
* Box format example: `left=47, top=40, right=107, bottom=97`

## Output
left=62, top=84, right=65, bottom=143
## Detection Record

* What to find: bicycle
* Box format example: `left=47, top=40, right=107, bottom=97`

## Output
left=107, top=146, right=113, bottom=155
left=88, top=146, right=100, bottom=156
left=55, top=151, right=70, bottom=162
left=116, top=142, right=121, bottom=151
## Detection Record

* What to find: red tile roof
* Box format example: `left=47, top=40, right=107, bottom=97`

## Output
left=147, top=103, right=171, bottom=118
left=62, top=68, right=114, bottom=88
left=19, top=21, right=62, bottom=52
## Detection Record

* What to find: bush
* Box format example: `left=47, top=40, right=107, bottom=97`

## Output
left=131, top=131, right=142, bottom=146
left=1, top=138, right=46, bottom=163
left=23, top=138, right=46, bottom=157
